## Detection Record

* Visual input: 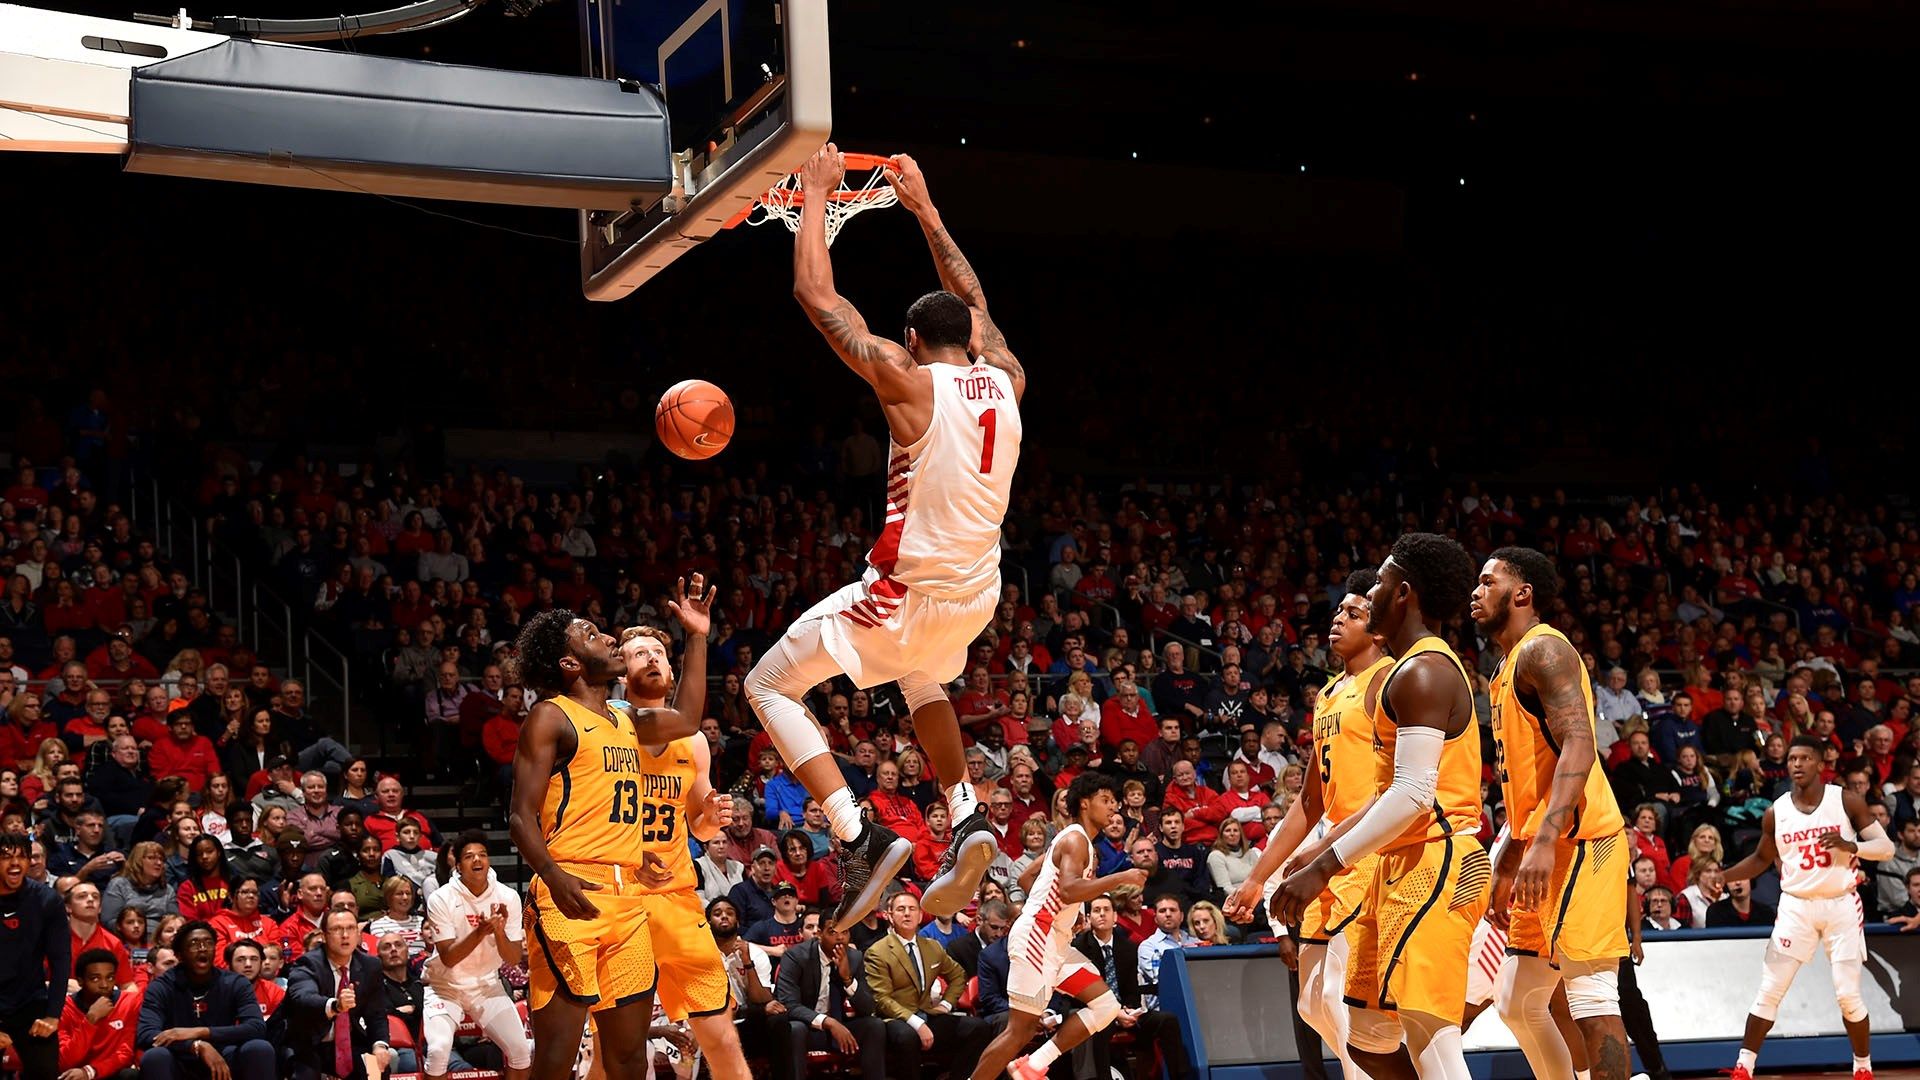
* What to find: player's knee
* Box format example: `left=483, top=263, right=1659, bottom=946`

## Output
left=1563, top=969, right=1620, bottom=1021
left=897, top=673, right=947, bottom=713
left=1495, top=956, right=1554, bottom=1025
left=424, top=1042, right=454, bottom=1075
left=742, top=649, right=798, bottom=704
left=1347, top=1008, right=1403, bottom=1055
left=1750, top=950, right=1799, bottom=1021
left=1081, top=991, right=1123, bottom=1033
left=1833, top=961, right=1868, bottom=1023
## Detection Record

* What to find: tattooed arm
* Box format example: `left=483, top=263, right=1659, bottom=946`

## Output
left=792, top=145, right=919, bottom=400
left=1509, top=632, right=1601, bottom=911
left=888, top=155, right=1026, bottom=401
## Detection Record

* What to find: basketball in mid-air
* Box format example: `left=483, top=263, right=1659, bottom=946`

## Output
left=655, top=379, right=735, bottom=459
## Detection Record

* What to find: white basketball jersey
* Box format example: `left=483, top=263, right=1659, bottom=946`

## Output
left=867, top=361, right=1020, bottom=598
left=425, top=870, right=525, bottom=987
left=1018, top=823, right=1091, bottom=954
left=1772, top=785, right=1858, bottom=900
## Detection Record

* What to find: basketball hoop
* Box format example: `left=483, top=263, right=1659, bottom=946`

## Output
left=723, top=152, right=899, bottom=246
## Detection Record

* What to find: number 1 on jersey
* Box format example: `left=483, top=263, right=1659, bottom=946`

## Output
left=978, top=408, right=997, bottom=474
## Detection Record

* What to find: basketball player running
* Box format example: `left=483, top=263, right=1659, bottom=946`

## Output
left=612, top=576, right=753, bottom=1080
left=1225, top=568, right=1395, bottom=1080
left=1721, top=735, right=1892, bottom=1080
left=1471, top=547, right=1632, bottom=1080
left=747, top=145, right=1024, bottom=927
left=1275, top=533, right=1489, bottom=1080
left=968, top=772, right=1146, bottom=1080
left=422, top=830, right=532, bottom=1080
left=509, top=608, right=704, bottom=1080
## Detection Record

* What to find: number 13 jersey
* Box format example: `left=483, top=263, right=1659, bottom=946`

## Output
left=540, top=694, right=648, bottom=866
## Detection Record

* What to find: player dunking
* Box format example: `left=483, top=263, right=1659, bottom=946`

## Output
left=968, top=772, right=1146, bottom=1080
left=1225, top=567, right=1394, bottom=1080
left=1472, top=547, right=1631, bottom=1080
left=1276, top=533, right=1489, bottom=1080
left=612, top=575, right=753, bottom=1080
left=1721, top=735, right=1893, bottom=1080
left=745, top=145, right=1023, bottom=927
left=508, top=607, right=703, bottom=1080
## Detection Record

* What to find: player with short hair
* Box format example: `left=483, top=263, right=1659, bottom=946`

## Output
left=507, top=610, right=702, bottom=1080
left=1473, top=547, right=1632, bottom=1080
left=1276, top=533, right=1489, bottom=1080
left=422, top=830, right=530, bottom=1080
left=1225, top=567, right=1393, bottom=1079
left=747, top=147, right=1025, bottom=927
left=1722, top=735, right=1893, bottom=1080
left=612, top=573, right=751, bottom=1080
left=968, top=772, right=1147, bottom=1080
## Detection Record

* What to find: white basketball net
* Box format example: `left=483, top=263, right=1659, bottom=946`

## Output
left=739, top=156, right=899, bottom=246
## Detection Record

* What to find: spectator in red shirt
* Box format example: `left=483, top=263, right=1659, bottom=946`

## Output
left=211, top=878, right=280, bottom=968
left=775, top=829, right=840, bottom=907
left=59, top=947, right=143, bottom=1080
left=481, top=685, right=525, bottom=799
left=1100, top=670, right=1158, bottom=755
left=1162, top=760, right=1222, bottom=846
left=1002, top=761, right=1045, bottom=834
left=223, top=938, right=284, bottom=1019
left=176, top=836, right=233, bottom=920
left=66, top=881, right=136, bottom=986
left=2, top=692, right=59, bottom=770
left=953, top=666, right=1011, bottom=740
left=276, top=871, right=330, bottom=963
left=147, top=711, right=219, bottom=794
left=84, top=630, right=158, bottom=683
left=1193, top=760, right=1271, bottom=846
left=363, top=775, right=437, bottom=853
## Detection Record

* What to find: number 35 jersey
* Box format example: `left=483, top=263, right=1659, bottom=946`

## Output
left=636, top=737, right=699, bottom=894
left=540, top=694, right=651, bottom=866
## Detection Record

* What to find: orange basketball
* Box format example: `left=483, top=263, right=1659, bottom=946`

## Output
left=655, top=379, right=735, bottom=460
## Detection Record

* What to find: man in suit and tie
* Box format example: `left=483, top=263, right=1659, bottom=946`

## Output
left=944, top=898, right=1014, bottom=979
left=773, top=918, right=887, bottom=1080
left=284, top=907, right=394, bottom=1080
left=1073, top=894, right=1194, bottom=1080
left=865, top=890, right=988, bottom=1076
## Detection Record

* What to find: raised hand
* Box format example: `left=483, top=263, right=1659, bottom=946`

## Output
left=798, top=143, right=845, bottom=193
left=886, top=155, right=932, bottom=216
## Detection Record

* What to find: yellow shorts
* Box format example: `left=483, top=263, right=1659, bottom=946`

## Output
left=1344, top=835, right=1492, bottom=1026
left=1506, top=830, right=1630, bottom=967
left=637, top=889, right=734, bottom=1021
left=1299, top=853, right=1377, bottom=945
left=527, top=862, right=656, bottom=1013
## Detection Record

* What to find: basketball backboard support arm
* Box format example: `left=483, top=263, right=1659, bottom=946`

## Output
left=577, top=0, right=829, bottom=301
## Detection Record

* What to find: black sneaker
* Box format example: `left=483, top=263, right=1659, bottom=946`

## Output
left=922, top=807, right=999, bottom=917
left=831, top=822, right=913, bottom=930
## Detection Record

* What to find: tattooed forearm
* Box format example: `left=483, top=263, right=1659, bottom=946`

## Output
left=926, top=225, right=987, bottom=308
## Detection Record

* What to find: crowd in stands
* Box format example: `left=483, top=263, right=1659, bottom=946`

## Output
left=5, top=379, right=1920, bottom=1079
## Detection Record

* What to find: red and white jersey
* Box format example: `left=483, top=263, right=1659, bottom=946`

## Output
left=425, top=870, right=524, bottom=988
left=868, top=361, right=1020, bottom=598
left=1773, top=785, right=1858, bottom=900
left=1013, top=823, right=1091, bottom=959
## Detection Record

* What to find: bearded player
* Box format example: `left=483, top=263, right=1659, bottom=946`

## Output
left=1225, top=567, right=1393, bottom=1079
left=613, top=573, right=751, bottom=1080
left=508, top=609, right=703, bottom=1080
left=1472, top=547, right=1631, bottom=1080
left=1275, top=533, right=1489, bottom=1080
left=746, top=146, right=1024, bottom=928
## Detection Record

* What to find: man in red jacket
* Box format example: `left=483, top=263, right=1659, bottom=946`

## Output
left=60, top=948, right=142, bottom=1080
left=1162, top=760, right=1221, bottom=846
left=146, top=711, right=218, bottom=794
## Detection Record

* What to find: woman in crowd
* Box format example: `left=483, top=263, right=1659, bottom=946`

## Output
left=1119, top=779, right=1149, bottom=839
left=0, top=768, right=19, bottom=804
left=1006, top=817, right=1051, bottom=887
left=895, top=747, right=939, bottom=812
left=1679, top=858, right=1725, bottom=928
left=1667, top=824, right=1725, bottom=894
left=103, top=841, right=177, bottom=928
left=346, top=833, right=388, bottom=917
left=1188, top=900, right=1230, bottom=946
left=21, top=736, right=66, bottom=807
left=1110, top=884, right=1150, bottom=943
left=1669, top=744, right=1721, bottom=844
left=337, top=757, right=379, bottom=816
left=1628, top=804, right=1672, bottom=883
left=1207, top=818, right=1258, bottom=900
left=199, top=773, right=236, bottom=843
left=162, top=814, right=202, bottom=887
left=776, top=829, right=839, bottom=907
left=160, top=647, right=205, bottom=697
left=210, top=877, right=279, bottom=964
left=368, top=876, right=427, bottom=960
left=176, top=834, right=234, bottom=919
left=116, top=907, right=151, bottom=964
left=215, top=685, right=252, bottom=746
left=221, top=708, right=282, bottom=792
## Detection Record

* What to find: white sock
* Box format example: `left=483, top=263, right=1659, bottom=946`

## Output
left=1027, top=1039, right=1062, bottom=1071
left=946, top=781, right=978, bottom=823
left=1737, top=1048, right=1758, bottom=1072
left=1855, top=1054, right=1873, bottom=1071
left=823, top=788, right=864, bottom=843
left=1577, top=1070, right=1592, bottom=1080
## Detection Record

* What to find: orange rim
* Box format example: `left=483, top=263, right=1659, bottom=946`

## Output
left=721, top=151, right=898, bottom=228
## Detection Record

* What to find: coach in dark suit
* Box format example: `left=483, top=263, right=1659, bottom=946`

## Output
left=773, top=923, right=887, bottom=1080
left=284, top=908, right=393, bottom=1080
left=943, top=898, right=1013, bottom=979
left=1074, top=895, right=1193, bottom=1080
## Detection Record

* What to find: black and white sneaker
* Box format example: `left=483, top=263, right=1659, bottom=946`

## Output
left=830, top=822, right=913, bottom=930
left=921, top=807, right=999, bottom=918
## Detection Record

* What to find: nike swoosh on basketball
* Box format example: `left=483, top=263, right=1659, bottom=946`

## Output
left=693, top=432, right=722, bottom=447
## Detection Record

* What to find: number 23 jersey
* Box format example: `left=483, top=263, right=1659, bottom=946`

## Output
left=636, top=737, right=699, bottom=894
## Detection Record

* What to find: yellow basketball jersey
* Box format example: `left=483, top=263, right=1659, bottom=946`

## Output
left=1314, top=655, right=1395, bottom=823
left=1371, top=636, right=1483, bottom=852
left=539, top=694, right=646, bottom=865
left=1489, top=623, right=1625, bottom=842
left=636, top=737, right=699, bottom=894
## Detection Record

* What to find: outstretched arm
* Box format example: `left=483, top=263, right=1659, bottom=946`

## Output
left=792, top=144, right=919, bottom=399
left=1510, top=634, right=1601, bottom=910
left=889, top=155, right=1026, bottom=400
